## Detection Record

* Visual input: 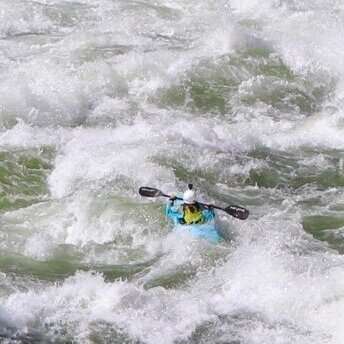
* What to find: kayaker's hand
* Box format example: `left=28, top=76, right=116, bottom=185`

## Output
left=169, top=194, right=177, bottom=201
left=207, top=204, right=215, bottom=214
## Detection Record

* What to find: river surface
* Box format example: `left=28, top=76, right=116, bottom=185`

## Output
left=1, top=0, right=344, bottom=343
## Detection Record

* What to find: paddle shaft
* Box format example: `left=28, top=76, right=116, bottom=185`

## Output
left=138, top=186, right=249, bottom=220
left=146, top=189, right=231, bottom=212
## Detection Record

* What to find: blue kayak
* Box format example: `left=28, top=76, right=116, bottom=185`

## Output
left=165, top=200, right=222, bottom=243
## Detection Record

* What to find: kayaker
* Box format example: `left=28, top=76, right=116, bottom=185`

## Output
left=166, top=185, right=215, bottom=225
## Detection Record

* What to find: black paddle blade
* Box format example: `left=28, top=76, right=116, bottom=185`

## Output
left=225, top=205, right=249, bottom=220
left=139, top=186, right=164, bottom=198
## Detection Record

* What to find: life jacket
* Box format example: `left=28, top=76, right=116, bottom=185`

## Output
left=182, top=203, right=204, bottom=224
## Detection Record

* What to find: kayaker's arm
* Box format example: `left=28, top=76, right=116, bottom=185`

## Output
left=169, top=194, right=177, bottom=206
left=165, top=198, right=182, bottom=221
left=201, top=204, right=216, bottom=222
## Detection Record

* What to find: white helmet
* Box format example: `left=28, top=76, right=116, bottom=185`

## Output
left=183, top=189, right=196, bottom=204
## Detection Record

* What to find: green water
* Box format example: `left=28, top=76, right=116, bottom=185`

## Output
left=0, top=148, right=53, bottom=212
left=1, top=0, right=344, bottom=343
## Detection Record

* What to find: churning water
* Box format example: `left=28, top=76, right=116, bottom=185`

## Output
left=1, top=0, right=344, bottom=343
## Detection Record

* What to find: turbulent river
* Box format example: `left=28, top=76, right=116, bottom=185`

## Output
left=1, top=0, right=344, bottom=343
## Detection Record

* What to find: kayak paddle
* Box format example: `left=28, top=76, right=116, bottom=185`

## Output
left=138, top=186, right=249, bottom=220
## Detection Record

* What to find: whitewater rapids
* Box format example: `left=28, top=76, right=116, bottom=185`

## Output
left=1, top=0, right=344, bottom=343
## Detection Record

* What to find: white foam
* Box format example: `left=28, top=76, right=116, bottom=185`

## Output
left=0, top=1, right=54, bottom=38
left=2, top=271, right=216, bottom=343
left=1, top=1, right=344, bottom=343
left=47, top=122, right=176, bottom=199
left=3, top=222, right=344, bottom=344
